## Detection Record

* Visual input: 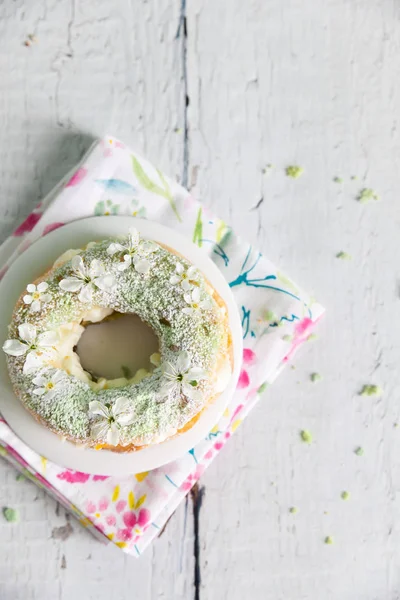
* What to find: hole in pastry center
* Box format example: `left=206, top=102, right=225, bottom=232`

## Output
left=76, top=313, right=159, bottom=381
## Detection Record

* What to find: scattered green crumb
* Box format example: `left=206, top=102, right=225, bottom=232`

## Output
left=333, top=176, right=343, bottom=183
left=300, top=430, right=313, bottom=444
left=28, top=34, right=37, bottom=43
left=354, top=446, right=364, bottom=456
left=289, top=506, right=298, bottom=514
left=270, top=481, right=275, bottom=486
left=173, top=127, right=182, bottom=134
left=16, top=473, right=25, bottom=482
left=336, top=251, right=352, bottom=260
left=394, top=422, right=399, bottom=429
left=341, top=491, right=350, bottom=500
left=3, top=507, right=19, bottom=523
left=324, top=511, right=329, bottom=515
left=359, top=384, right=383, bottom=397
left=262, top=309, right=277, bottom=322
left=357, top=188, right=380, bottom=203
left=307, top=333, right=318, bottom=341
left=285, top=165, right=304, bottom=179
left=310, top=372, right=322, bottom=383
left=277, top=321, right=284, bottom=328
left=291, top=365, right=296, bottom=370
left=351, top=175, right=358, bottom=181
left=282, top=334, right=292, bottom=342
left=257, top=382, right=268, bottom=394
left=324, top=536, right=334, bottom=545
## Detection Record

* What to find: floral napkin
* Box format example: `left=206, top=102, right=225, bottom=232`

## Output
left=0, top=136, right=324, bottom=556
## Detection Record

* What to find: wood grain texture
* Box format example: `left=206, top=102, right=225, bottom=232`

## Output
left=186, top=0, right=400, bottom=599
left=1, top=0, right=400, bottom=598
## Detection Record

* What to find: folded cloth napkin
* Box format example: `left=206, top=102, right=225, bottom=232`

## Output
left=0, top=136, right=324, bottom=556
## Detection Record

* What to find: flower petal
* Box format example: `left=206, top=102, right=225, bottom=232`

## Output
left=59, top=277, right=83, bottom=293
left=71, top=255, right=86, bottom=278
left=182, top=307, right=194, bottom=315
left=78, top=284, right=93, bottom=303
left=112, top=397, right=132, bottom=416
left=162, top=361, right=177, bottom=379
left=23, top=294, right=33, bottom=305
left=117, top=255, right=131, bottom=271
left=176, top=351, right=191, bottom=374
left=183, top=385, right=202, bottom=402
left=176, top=263, right=184, bottom=275
left=170, top=275, right=181, bottom=285
left=107, top=242, right=126, bottom=256
left=52, top=370, right=66, bottom=384
left=159, top=380, right=179, bottom=397
left=186, top=366, right=207, bottom=382
left=2, top=339, right=28, bottom=357
left=140, top=241, right=156, bottom=255
left=134, top=259, right=150, bottom=274
left=26, top=284, right=36, bottom=293
left=191, top=288, right=201, bottom=303
left=200, top=297, right=213, bottom=310
left=31, top=300, right=41, bottom=313
left=23, top=352, right=46, bottom=374
left=183, top=293, right=192, bottom=305
left=32, top=388, right=46, bottom=396
left=187, top=266, right=199, bottom=279
left=128, top=228, right=140, bottom=248
left=46, top=389, right=57, bottom=402
left=107, top=423, right=120, bottom=446
left=181, top=279, right=192, bottom=291
left=94, top=274, right=116, bottom=291
left=89, top=401, right=110, bottom=418
left=37, top=282, right=49, bottom=293
left=91, top=419, right=110, bottom=441
left=89, top=259, right=105, bottom=278
left=40, top=293, right=51, bottom=305
left=32, top=374, right=47, bottom=386
left=18, top=323, right=37, bottom=344
left=38, top=331, right=58, bottom=347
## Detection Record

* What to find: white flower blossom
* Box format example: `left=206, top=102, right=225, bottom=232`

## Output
left=160, top=350, right=207, bottom=402
left=2, top=323, right=58, bottom=374
left=32, top=369, right=67, bottom=401
left=107, top=227, right=156, bottom=274
left=182, top=287, right=213, bottom=315
left=170, top=263, right=199, bottom=291
left=59, top=255, right=116, bottom=303
left=23, top=282, right=51, bottom=312
left=88, top=397, right=136, bottom=446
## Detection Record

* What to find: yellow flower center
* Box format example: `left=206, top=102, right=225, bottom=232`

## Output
left=192, top=303, right=199, bottom=309
left=33, top=292, right=40, bottom=300
left=104, top=211, right=110, bottom=216
left=46, top=382, right=54, bottom=390
left=182, top=273, right=187, bottom=279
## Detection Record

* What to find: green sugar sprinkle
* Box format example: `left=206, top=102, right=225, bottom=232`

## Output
left=16, top=473, right=25, bottom=482
left=289, top=506, right=298, bottom=514
left=262, top=309, right=277, bottom=322
left=333, top=176, right=343, bottom=183
left=359, top=384, right=383, bottom=397
left=285, top=165, right=304, bottom=179
left=300, top=430, right=313, bottom=444
left=354, top=446, right=364, bottom=456
left=336, top=251, right=352, bottom=260
left=394, top=423, right=399, bottom=429
left=351, top=175, right=358, bottom=181
left=310, top=373, right=322, bottom=383
left=257, top=382, right=268, bottom=394
left=324, top=536, right=334, bottom=545
left=282, top=334, right=292, bottom=342
left=341, top=491, right=350, bottom=500
left=357, top=188, right=380, bottom=203
left=307, top=333, right=318, bottom=342
left=3, top=507, right=19, bottom=523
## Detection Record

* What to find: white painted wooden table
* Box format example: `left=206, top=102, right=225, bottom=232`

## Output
left=1, top=1, right=400, bottom=598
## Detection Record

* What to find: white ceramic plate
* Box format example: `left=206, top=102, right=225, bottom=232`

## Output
left=0, top=217, right=242, bottom=475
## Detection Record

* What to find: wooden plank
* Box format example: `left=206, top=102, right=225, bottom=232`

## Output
left=0, top=1, right=195, bottom=599
left=186, top=1, right=400, bottom=598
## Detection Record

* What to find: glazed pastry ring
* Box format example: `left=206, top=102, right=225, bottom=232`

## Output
left=0, top=217, right=243, bottom=475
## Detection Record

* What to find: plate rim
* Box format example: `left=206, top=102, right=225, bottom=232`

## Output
left=0, top=216, right=243, bottom=475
